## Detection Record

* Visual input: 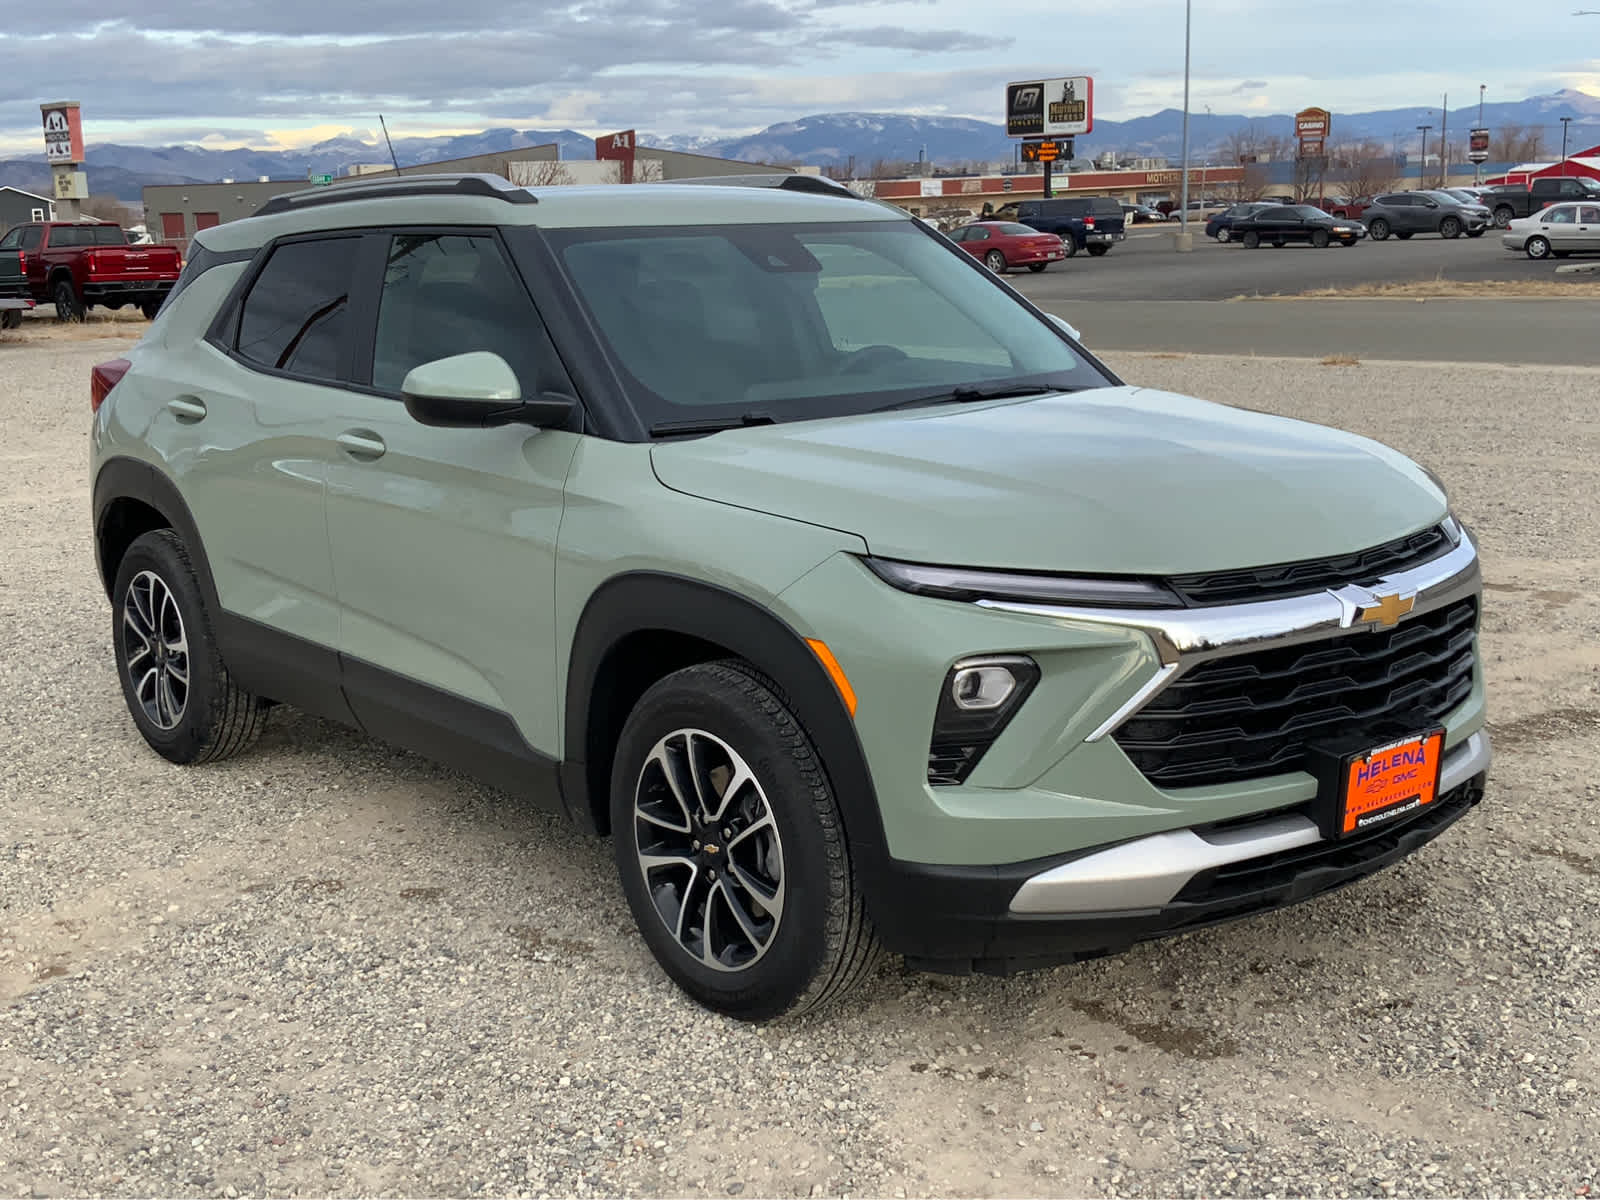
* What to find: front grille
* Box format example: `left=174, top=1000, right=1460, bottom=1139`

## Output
left=1166, top=525, right=1450, bottom=606
left=1171, top=777, right=1483, bottom=910
left=1113, top=597, right=1477, bottom=789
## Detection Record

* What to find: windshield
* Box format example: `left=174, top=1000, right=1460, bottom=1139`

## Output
left=545, top=220, right=1109, bottom=429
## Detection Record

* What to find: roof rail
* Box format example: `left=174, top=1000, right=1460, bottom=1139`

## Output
left=255, top=173, right=536, bottom=218
left=660, top=173, right=862, bottom=199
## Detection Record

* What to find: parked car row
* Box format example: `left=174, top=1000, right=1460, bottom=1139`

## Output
left=1206, top=189, right=1501, bottom=248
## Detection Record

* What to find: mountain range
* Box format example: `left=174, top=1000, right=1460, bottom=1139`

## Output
left=4, top=89, right=1598, bottom=203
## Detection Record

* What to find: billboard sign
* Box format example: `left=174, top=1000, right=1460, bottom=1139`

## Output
left=1006, top=77, right=1094, bottom=137
left=1295, top=106, right=1331, bottom=159
left=1468, top=127, right=1490, bottom=164
left=595, top=129, right=637, bottom=184
left=42, top=103, right=85, bottom=165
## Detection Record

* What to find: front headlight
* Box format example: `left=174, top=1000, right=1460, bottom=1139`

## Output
left=864, top=557, right=1180, bottom=609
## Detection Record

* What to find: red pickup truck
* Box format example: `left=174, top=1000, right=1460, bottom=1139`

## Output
left=0, top=222, right=181, bottom=322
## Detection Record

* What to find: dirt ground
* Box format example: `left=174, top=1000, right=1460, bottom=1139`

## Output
left=1, top=322, right=1596, bottom=1198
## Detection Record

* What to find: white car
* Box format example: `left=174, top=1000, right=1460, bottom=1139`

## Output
left=1501, top=203, right=1600, bottom=259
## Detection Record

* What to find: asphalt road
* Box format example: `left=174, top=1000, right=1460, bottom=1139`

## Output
left=1013, top=224, right=1591, bottom=301
left=1046, top=298, right=1600, bottom=367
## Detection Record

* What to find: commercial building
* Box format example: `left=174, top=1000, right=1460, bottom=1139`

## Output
left=863, top=164, right=1247, bottom=214
left=1483, top=144, right=1600, bottom=187
left=142, top=141, right=791, bottom=255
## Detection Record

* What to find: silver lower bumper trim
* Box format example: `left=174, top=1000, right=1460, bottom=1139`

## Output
left=1008, top=729, right=1491, bottom=915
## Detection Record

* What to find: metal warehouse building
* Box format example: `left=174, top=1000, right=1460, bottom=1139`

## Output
left=142, top=141, right=791, bottom=255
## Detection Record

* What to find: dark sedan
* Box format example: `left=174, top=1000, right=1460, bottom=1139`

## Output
left=1230, top=205, right=1365, bottom=248
left=1204, top=203, right=1273, bottom=243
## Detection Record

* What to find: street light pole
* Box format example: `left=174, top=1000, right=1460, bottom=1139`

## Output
left=1417, top=124, right=1432, bottom=190
left=1177, top=0, right=1193, bottom=251
left=1561, top=116, right=1572, bottom=176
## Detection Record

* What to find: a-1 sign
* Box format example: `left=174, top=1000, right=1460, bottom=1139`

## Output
left=1006, top=77, right=1094, bottom=138
left=41, top=102, right=85, bottom=165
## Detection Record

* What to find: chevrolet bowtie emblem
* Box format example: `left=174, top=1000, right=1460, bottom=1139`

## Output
left=1357, top=592, right=1415, bottom=628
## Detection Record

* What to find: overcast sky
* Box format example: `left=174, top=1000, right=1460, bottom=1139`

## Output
left=1, top=0, right=1597, bottom=156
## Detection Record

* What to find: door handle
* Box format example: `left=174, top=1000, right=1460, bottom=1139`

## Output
left=166, top=396, right=207, bottom=421
left=337, top=430, right=386, bottom=460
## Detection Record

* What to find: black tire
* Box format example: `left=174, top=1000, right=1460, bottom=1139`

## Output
left=1086, top=245, right=1109, bottom=257
left=1440, top=216, right=1462, bottom=239
left=53, top=278, right=84, bottom=322
left=1026, top=262, right=1048, bottom=272
left=1311, top=229, right=1330, bottom=248
left=984, top=249, right=1007, bottom=273
left=610, top=661, right=880, bottom=1022
left=1061, top=237, right=1079, bottom=258
left=112, top=530, right=268, bottom=764
left=1493, top=206, right=1515, bottom=228
left=1241, top=231, right=1260, bottom=248
left=0, top=309, right=20, bottom=330
left=1525, top=236, right=1551, bottom=260
left=141, top=300, right=162, bottom=320
left=1368, top=218, right=1391, bottom=241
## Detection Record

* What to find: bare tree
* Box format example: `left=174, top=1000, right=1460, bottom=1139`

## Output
left=1328, top=139, right=1401, bottom=200
left=80, top=194, right=134, bottom=225
left=1491, top=124, right=1546, bottom=164
left=506, top=159, right=574, bottom=187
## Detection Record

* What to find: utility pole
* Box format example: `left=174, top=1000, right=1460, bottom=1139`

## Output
left=1177, top=0, right=1193, bottom=252
left=1476, top=84, right=1486, bottom=185
left=1439, top=93, right=1448, bottom=188
left=1561, top=116, right=1572, bottom=176
left=1417, top=125, right=1432, bottom=190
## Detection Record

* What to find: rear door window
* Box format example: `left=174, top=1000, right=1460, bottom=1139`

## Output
left=19, top=226, right=43, bottom=251
left=233, top=236, right=360, bottom=381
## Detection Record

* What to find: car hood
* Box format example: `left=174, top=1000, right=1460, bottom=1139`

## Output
left=649, top=386, right=1447, bottom=575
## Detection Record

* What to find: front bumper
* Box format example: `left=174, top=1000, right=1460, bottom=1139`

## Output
left=875, top=754, right=1488, bottom=974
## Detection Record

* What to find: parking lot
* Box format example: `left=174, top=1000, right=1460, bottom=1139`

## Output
left=1024, top=223, right=1596, bottom=301
left=2, top=314, right=1596, bottom=1199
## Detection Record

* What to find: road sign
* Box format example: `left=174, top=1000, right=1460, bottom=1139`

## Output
left=308, top=172, right=334, bottom=186
left=1468, top=127, right=1490, bottom=164
left=1006, top=77, right=1094, bottom=137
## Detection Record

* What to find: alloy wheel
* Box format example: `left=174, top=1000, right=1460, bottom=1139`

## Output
left=122, top=569, right=190, bottom=730
left=632, top=729, right=786, bottom=973
left=984, top=250, right=1006, bottom=273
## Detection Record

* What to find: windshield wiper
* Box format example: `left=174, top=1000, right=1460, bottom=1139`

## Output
left=875, top=384, right=1061, bottom=413
left=649, top=411, right=777, bottom=437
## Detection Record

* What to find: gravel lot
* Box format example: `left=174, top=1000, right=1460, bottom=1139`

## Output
left=3, top=319, right=1597, bottom=1199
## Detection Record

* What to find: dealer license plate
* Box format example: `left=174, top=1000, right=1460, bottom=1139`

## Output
left=1338, top=729, right=1444, bottom=837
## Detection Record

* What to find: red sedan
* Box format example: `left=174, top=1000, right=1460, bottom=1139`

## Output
left=947, top=221, right=1066, bottom=272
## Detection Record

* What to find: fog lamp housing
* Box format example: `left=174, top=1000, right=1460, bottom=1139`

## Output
left=928, top=655, right=1040, bottom=786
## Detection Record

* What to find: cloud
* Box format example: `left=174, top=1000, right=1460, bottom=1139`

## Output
left=1234, top=80, right=1269, bottom=92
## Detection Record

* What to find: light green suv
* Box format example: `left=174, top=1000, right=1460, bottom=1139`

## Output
left=90, top=173, right=1489, bottom=1020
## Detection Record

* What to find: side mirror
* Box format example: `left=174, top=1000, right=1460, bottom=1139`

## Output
left=1047, top=312, right=1083, bottom=342
left=401, top=351, right=575, bottom=429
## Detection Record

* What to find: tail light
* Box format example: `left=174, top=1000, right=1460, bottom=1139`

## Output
left=16, top=251, right=26, bottom=276
left=1084, top=217, right=1096, bottom=229
left=86, top=250, right=97, bottom=273
left=91, top=358, right=132, bottom=414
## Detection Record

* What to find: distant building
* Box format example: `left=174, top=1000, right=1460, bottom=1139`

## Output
left=0, top=185, right=55, bottom=234
left=1482, top=144, right=1600, bottom=186
left=141, top=141, right=791, bottom=255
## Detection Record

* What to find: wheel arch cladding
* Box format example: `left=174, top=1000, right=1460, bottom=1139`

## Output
left=562, top=571, right=891, bottom=873
left=93, top=458, right=219, bottom=613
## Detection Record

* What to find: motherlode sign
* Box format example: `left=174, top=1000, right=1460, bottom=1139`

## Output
left=1468, top=128, right=1490, bottom=163
left=1295, top=107, right=1331, bottom=158
left=1006, top=77, right=1094, bottom=138
left=42, top=102, right=85, bottom=165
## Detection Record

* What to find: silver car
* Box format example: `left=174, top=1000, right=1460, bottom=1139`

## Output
left=1501, top=203, right=1600, bottom=259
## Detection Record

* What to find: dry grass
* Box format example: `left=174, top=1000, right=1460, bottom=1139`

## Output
left=1319, top=354, right=1361, bottom=366
left=0, top=309, right=145, bottom=345
left=1259, top=276, right=1600, bottom=300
